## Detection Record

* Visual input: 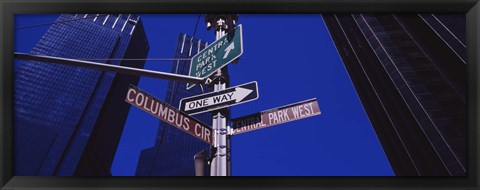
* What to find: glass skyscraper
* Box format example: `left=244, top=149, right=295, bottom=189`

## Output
left=322, top=14, right=466, bottom=176
left=135, top=33, right=214, bottom=176
left=14, top=14, right=150, bottom=176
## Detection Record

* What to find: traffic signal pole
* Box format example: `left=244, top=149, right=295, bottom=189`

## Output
left=206, top=14, right=237, bottom=176
left=13, top=52, right=204, bottom=84
left=211, top=25, right=228, bottom=177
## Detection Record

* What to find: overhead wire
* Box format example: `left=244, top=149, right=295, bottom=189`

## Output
left=79, top=58, right=192, bottom=61
left=192, top=14, right=201, bottom=38
left=188, top=14, right=206, bottom=91
left=15, top=14, right=197, bottom=62
left=155, top=14, right=204, bottom=166
left=15, top=14, right=109, bottom=30
left=15, top=14, right=250, bottom=65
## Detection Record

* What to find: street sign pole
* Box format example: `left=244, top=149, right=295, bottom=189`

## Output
left=206, top=14, right=237, bottom=176
left=212, top=30, right=228, bottom=177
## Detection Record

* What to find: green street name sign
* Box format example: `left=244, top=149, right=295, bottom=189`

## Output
left=187, top=25, right=243, bottom=89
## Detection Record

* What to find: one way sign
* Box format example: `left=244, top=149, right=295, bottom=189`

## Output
left=180, top=81, right=258, bottom=115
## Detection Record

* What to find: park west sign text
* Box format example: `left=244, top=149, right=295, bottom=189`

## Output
left=231, top=98, right=321, bottom=135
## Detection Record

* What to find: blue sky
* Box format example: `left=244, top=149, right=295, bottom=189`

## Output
left=14, top=14, right=394, bottom=176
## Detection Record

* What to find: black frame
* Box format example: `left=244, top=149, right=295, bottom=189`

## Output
left=1, top=0, right=479, bottom=189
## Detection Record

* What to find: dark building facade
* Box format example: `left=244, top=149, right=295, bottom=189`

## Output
left=322, top=14, right=466, bottom=176
left=14, top=14, right=149, bottom=176
left=135, top=34, right=214, bottom=176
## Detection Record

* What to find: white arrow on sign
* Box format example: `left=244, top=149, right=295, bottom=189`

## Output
left=184, top=87, right=253, bottom=112
left=232, top=87, right=252, bottom=102
left=223, top=43, right=235, bottom=59
left=181, top=81, right=259, bottom=115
